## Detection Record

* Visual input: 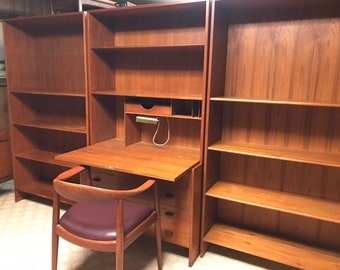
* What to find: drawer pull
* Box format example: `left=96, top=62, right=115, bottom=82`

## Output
left=165, top=211, right=174, bottom=217
left=164, top=230, right=173, bottom=238
left=165, top=193, right=174, bottom=198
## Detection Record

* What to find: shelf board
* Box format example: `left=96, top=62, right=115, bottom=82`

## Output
left=16, top=181, right=54, bottom=200
left=5, top=12, right=83, bottom=30
left=210, top=97, right=340, bottom=108
left=209, top=141, right=340, bottom=168
left=15, top=149, right=78, bottom=168
left=10, top=91, right=86, bottom=98
left=13, top=121, right=87, bottom=134
left=126, top=112, right=201, bottom=120
left=170, top=115, right=201, bottom=120
left=92, top=44, right=205, bottom=52
left=206, top=181, right=340, bottom=223
left=204, top=223, right=340, bottom=270
left=91, top=91, right=203, bottom=100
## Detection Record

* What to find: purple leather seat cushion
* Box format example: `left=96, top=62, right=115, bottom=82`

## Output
left=59, top=200, right=153, bottom=241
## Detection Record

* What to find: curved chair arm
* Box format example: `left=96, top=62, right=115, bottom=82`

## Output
left=55, top=166, right=87, bottom=180
left=53, top=166, right=156, bottom=203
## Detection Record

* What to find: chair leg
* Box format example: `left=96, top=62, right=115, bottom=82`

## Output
left=155, top=217, right=163, bottom=270
left=115, top=249, right=124, bottom=270
left=52, top=232, right=59, bottom=270
left=155, top=218, right=163, bottom=270
left=154, top=182, right=163, bottom=270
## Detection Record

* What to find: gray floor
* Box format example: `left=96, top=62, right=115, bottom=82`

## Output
left=0, top=180, right=297, bottom=270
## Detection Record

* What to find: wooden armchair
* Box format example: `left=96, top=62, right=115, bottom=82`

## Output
left=52, top=166, right=162, bottom=270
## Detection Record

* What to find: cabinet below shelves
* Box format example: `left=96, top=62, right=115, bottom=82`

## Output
left=206, top=181, right=340, bottom=224
left=204, top=223, right=340, bottom=270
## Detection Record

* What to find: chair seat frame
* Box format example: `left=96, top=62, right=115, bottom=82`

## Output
left=52, top=166, right=162, bottom=270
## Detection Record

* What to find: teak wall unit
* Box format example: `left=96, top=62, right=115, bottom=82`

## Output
left=3, top=1, right=209, bottom=265
left=86, top=1, right=209, bottom=265
left=3, top=13, right=89, bottom=201
left=201, top=0, right=340, bottom=269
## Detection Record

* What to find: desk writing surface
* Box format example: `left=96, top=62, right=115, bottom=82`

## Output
left=56, top=139, right=200, bottom=182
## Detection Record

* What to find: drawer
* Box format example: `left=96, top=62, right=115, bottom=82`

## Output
left=92, top=169, right=191, bottom=210
left=125, top=102, right=171, bottom=116
left=89, top=169, right=192, bottom=248
left=157, top=176, right=191, bottom=210
left=146, top=207, right=190, bottom=248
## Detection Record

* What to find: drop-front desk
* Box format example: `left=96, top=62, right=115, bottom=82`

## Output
left=56, top=138, right=202, bottom=266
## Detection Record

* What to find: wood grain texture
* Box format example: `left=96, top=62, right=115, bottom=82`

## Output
left=57, top=139, right=200, bottom=182
left=203, top=0, right=340, bottom=267
left=224, top=7, right=340, bottom=104
left=204, top=223, right=340, bottom=270
left=207, top=181, right=340, bottom=223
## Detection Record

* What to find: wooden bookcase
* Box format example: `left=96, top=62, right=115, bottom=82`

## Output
left=201, top=0, right=340, bottom=269
left=3, top=13, right=89, bottom=200
left=86, top=0, right=209, bottom=265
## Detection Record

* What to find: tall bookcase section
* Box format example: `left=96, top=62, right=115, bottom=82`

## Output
left=87, top=1, right=209, bottom=265
left=3, top=13, right=89, bottom=201
left=202, top=0, right=340, bottom=269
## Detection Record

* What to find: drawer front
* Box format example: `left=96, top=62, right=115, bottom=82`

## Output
left=91, top=169, right=192, bottom=247
left=92, top=169, right=191, bottom=210
left=158, top=176, right=191, bottom=210
left=147, top=206, right=190, bottom=248
left=125, top=103, right=171, bottom=116
left=160, top=205, right=190, bottom=247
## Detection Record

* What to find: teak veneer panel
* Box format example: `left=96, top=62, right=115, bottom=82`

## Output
left=204, top=223, right=340, bottom=270
left=207, top=182, right=340, bottom=223
left=224, top=5, right=340, bottom=104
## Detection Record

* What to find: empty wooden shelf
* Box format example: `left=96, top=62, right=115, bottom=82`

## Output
left=201, top=0, right=340, bottom=268
left=3, top=12, right=89, bottom=200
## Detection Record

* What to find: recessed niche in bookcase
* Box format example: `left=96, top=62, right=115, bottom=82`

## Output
left=4, top=13, right=86, bottom=95
left=87, top=1, right=206, bottom=98
left=89, top=48, right=204, bottom=98
left=3, top=12, right=88, bottom=201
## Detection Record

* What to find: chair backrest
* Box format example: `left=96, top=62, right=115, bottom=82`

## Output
left=54, top=168, right=156, bottom=203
